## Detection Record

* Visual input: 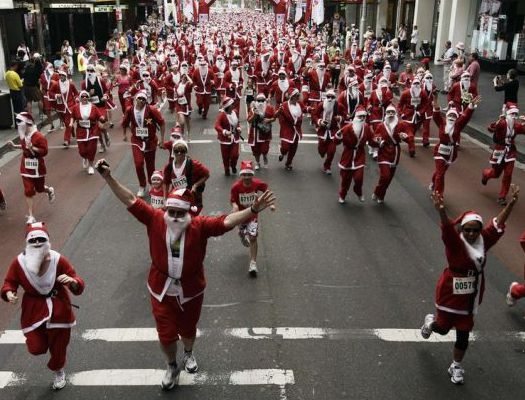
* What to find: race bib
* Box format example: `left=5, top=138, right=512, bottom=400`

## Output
left=55, top=95, right=63, bottom=105
left=410, top=98, right=421, bottom=107
left=217, top=72, right=224, bottom=79
left=171, top=176, right=188, bottom=189
left=492, top=149, right=505, bottom=163
left=239, top=192, right=256, bottom=208
left=301, top=85, right=309, bottom=92
left=245, top=89, right=254, bottom=96
left=136, top=127, right=149, bottom=138
left=24, top=158, right=38, bottom=170
left=90, top=96, right=100, bottom=104
left=335, top=65, right=341, bottom=70
left=150, top=195, right=165, bottom=209
left=177, top=96, right=188, bottom=105
left=453, top=276, right=476, bottom=295
left=78, top=119, right=91, bottom=129
left=437, top=144, right=453, bottom=156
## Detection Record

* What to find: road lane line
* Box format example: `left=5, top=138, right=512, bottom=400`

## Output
left=0, top=372, right=24, bottom=388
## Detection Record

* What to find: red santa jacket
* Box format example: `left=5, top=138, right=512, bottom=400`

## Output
left=337, top=90, right=364, bottom=123
left=277, top=100, right=304, bottom=142
left=230, top=178, right=269, bottom=219
left=286, top=56, right=305, bottom=82
left=305, top=69, right=331, bottom=102
left=70, top=103, right=106, bottom=141
left=336, top=122, right=373, bottom=170
left=129, top=80, right=161, bottom=106
left=192, top=67, right=215, bottom=95
left=20, top=131, right=48, bottom=178
left=162, top=157, right=210, bottom=192
left=127, top=199, right=232, bottom=301
left=1, top=251, right=84, bottom=333
left=215, top=111, right=241, bottom=144
left=358, top=81, right=377, bottom=107
left=254, top=59, right=274, bottom=85
left=269, top=79, right=295, bottom=105
left=247, top=105, right=276, bottom=145
left=223, top=68, right=244, bottom=99
left=373, top=119, right=414, bottom=166
left=48, top=80, right=79, bottom=113
left=122, top=105, right=165, bottom=152
left=163, top=72, right=181, bottom=101
left=398, top=88, right=429, bottom=124
left=344, top=47, right=362, bottom=63
left=435, top=218, right=504, bottom=315
left=368, top=88, right=394, bottom=123
left=39, top=71, right=59, bottom=100
left=487, top=117, right=525, bottom=164
left=311, top=101, right=342, bottom=140
left=433, top=106, right=474, bottom=163
left=447, top=82, right=479, bottom=112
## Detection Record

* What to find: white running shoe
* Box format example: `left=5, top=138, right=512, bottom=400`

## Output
left=47, top=187, right=56, bottom=203
left=506, top=282, right=519, bottom=307
left=323, top=168, right=332, bottom=175
left=52, top=369, right=66, bottom=390
left=338, top=197, right=345, bottom=204
left=420, top=313, right=435, bottom=339
left=371, top=193, right=383, bottom=204
left=82, top=159, right=88, bottom=169
left=358, top=196, right=365, bottom=203
left=254, top=162, right=260, bottom=171
left=249, top=261, right=258, bottom=276
left=87, top=166, right=95, bottom=175
left=448, top=363, right=465, bottom=385
left=182, top=351, right=199, bottom=373
left=26, top=215, right=36, bottom=224
left=137, top=187, right=146, bottom=198
left=161, top=363, right=180, bottom=390
left=428, top=182, right=434, bottom=191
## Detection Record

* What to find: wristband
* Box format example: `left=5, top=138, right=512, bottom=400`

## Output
left=250, top=205, right=259, bottom=214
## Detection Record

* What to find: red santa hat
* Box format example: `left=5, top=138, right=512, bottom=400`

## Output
left=165, top=188, right=197, bottom=212
left=446, top=108, right=459, bottom=118
left=79, top=90, right=90, bottom=99
left=172, top=138, right=188, bottom=151
left=385, top=104, right=397, bottom=114
left=26, top=222, right=49, bottom=242
left=239, top=160, right=255, bottom=175
left=135, top=90, right=148, bottom=101
left=222, top=96, right=235, bottom=109
left=255, top=93, right=267, bottom=101
left=355, top=106, right=367, bottom=117
left=411, top=78, right=421, bottom=85
left=455, top=211, right=483, bottom=227
left=325, top=89, right=336, bottom=97
left=151, top=170, right=164, bottom=181
left=15, top=112, right=35, bottom=125
left=278, top=68, right=287, bottom=76
left=288, top=88, right=300, bottom=98
left=505, top=102, right=519, bottom=115
left=58, top=66, right=68, bottom=76
left=461, top=71, right=471, bottom=79
left=170, top=125, right=183, bottom=139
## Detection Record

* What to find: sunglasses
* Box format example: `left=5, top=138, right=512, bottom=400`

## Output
left=143, top=75, right=150, bottom=78
left=136, top=97, right=146, bottom=102
left=463, top=228, right=481, bottom=234
left=256, top=99, right=265, bottom=103
left=15, top=118, right=23, bottom=124
left=167, top=209, right=187, bottom=218
left=173, top=148, right=187, bottom=154
left=80, top=95, right=89, bottom=99
left=28, top=237, right=48, bottom=244
left=326, top=96, right=335, bottom=99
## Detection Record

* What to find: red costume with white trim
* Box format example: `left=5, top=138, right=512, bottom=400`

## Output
left=70, top=102, right=106, bottom=163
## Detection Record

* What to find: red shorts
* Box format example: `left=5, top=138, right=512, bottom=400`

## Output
left=150, top=293, right=204, bottom=345
left=22, top=176, right=45, bottom=197
left=436, top=309, right=474, bottom=332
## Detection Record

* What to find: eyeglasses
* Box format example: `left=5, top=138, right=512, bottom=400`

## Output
left=28, top=237, right=48, bottom=244
left=256, top=99, right=265, bottom=103
left=136, top=97, right=146, bottom=102
left=167, top=209, right=187, bottom=218
left=463, top=228, right=481, bottom=234
left=326, top=96, right=335, bottom=99
left=173, top=149, right=187, bottom=155
left=80, top=95, right=89, bottom=99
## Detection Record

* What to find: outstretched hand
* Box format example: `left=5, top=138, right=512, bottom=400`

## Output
left=252, top=190, right=276, bottom=213
left=431, top=191, right=445, bottom=211
left=509, top=184, right=520, bottom=203
left=471, top=95, right=482, bottom=106
left=95, top=159, right=111, bottom=178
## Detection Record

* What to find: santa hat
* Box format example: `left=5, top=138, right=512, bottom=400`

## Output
left=346, top=76, right=358, bottom=87
left=278, top=68, right=287, bottom=76
left=505, top=102, right=519, bottom=115
left=172, top=138, right=188, bottom=151
left=79, top=90, right=90, bottom=99
left=411, top=78, right=421, bottom=85
left=170, top=125, right=183, bottom=139
left=325, top=89, right=336, bottom=97
left=165, top=188, right=197, bottom=212
left=455, top=211, right=483, bottom=227
left=385, top=104, right=397, bottom=113
left=383, top=63, right=391, bottom=70
left=355, top=106, right=367, bottom=117
left=446, top=108, right=459, bottom=118
left=424, top=71, right=433, bottom=79
left=135, top=90, right=148, bottom=101
left=26, top=222, right=49, bottom=242
left=231, top=60, right=239, bottom=66
left=119, top=64, right=129, bottom=72
left=461, top=71, right=471, bottom=79
left=456, top=42, right=465, bottom=50
left=222, top=96, right=235, bottom=109
left=239, top=160, right=255, bottom=175
left=255, top=93, right=266, bottom=101
left=151, top=170, right=164, bottom=181
left=16, top=112, right=35, bottom=125
left=58, top=66, right=68, bottom=76
left=288, top=88, right=300, bottom=98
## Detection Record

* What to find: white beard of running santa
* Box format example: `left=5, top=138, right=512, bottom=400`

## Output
left=461, top=77, right=470, bottom=91
left=425, top=78, right=433, bottom=92
left=255, top=100, right=267, bottom=116
left=199, top=64, right=208, bottom=76
left=410, top=84, right=421, bottom=99
left=25, top=241, right=51, bottom=275
left=322, top=98, right=335, bottom=123
left=87, top=72, right=97, bottom=85
left=278, top=77, right=289, bottom=94
left=445, top=117, right=455, bottom=136
left=507, top=115, right=515, bottom=131
left=316, top=68, right=325, bottom=85
left=164, top=212, right=191, bottom=242
left=386, top=114, right=399, bottom=134
left=353, top=117, right=364, bottom=135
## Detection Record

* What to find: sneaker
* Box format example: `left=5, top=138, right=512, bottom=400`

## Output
left=82, top=158, right=89, bottom=169
left=231, top=166, right=237, bottom=174
left=161, top=363, right=180, bottom=390
left=497, top=197, right=507, bottom=206
left=47, top=127, right=56, bottom=133
left=26, top=215, right=36, bottom=224
left=371, top=193, right=383, bottom=204
left=254, top=162, right=260, bottom=171
left=506, top=282, right=519, bottom=307
left=481, top=174, right=488, bottom=186
left=62, top=141, right=69, bottom=149
left=338, top=197, right=345, bottom=204
left=87, top=166, right=95, bottom=175
left=285, top=165, right=293, bottom=171
left=428, top=182, right=434, bottom=192
left=52, top=369, right=66, bottom=390
left=240, top=233, right=250, bottom=248
left=278, top=154, right=284, bottom=162
left=47, top=187, right=56, bottom=203
left=137, top=187, right=146, bottom=198
left=182, top=351, right=199, bottom=373
left=98, top=144, right=106, bottom=153
left=420, top=313, right=435, bottom=339
left=323, top=168, right=332, bottom=175
left=448, top=363, right=465, bottom=385
left=358, top=196, right=365, bottom=203
left=249, top=261, right=258, bottom=276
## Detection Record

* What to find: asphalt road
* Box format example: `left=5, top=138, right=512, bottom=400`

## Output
left=1, top=92, right=525, bottom=399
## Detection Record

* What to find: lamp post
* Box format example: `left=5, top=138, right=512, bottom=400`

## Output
left=359, top=0, right=367, bottom=48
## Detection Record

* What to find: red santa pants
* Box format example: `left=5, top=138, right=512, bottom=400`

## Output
left=195, top=93, right=211, bottom=117
left=168, top=99, right=176, bottom=112
left=77, top=138, right=98, bottom=162
left=280, top=137, right=299, bottom=167
left=151, top=294, right=204, bottom=345
left=131, top=146, right=156, bottom=188
left=25, top=325, right=71, bottom=371
left=22, top=176, right=46, bottom=197
left=482, top=161, right=515, bottom=198
left=510, top=231, right=525, bottom=300
left=0, top=188, right=5, bottom=203
left=339, top=168, right=364, bottom=198
left=373, top=164, right=397, bottom=200
left=220, top=143, right=240, bottom=172
left=251, top=141, right=270, bottom=158
left=432, top=159, right=450, bottom=194
left=58, top=112, right=74, bottom=143
left=435, top=310, right=474, bottom=332
left=421, top=117, right=431, bottom=145
left=318, top=138, right=337, bottom=170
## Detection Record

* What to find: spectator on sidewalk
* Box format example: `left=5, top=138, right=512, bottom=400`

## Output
left=438, top=40, right=455, bottom=93
left=466, top=52, right=480, bottom=85
left=5, top=61, right=26, bottom=116
left=449, top=58, right=464, bottom=87
left=61, top=40, right=74, bottom=75
left=17, top=42, right=30, bottom=62
left=23, top=53, right=44, bottom=115
left=410, top=25, right=419, bottom=59
left=493, top=68, right=519, bottom=105
left=398, top=24, right=407, bottom=54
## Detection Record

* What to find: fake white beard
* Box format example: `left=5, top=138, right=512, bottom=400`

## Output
left=459, top=232, right=485, bottom=267
left=277, top=78, right=289, bottom=93
left=216, top=61, right=225, bottom=71
left=350, top=87, right=359, bottom=99
left=316, top=69, right=325, bottom=85
left=255, top=101, right=266, bottom=115
left=18, top=122, right=27, bottom=140
left=25, top=242, right=51, bottom=275
left=59, top=79, right=69, bottom=94
left=169, top=56, right=178, bottom=65
left=461, top=79, right=470, bottom=91
left=226, top=111, right=239, bottom=127
left=507, top=116, right=515, bottom=130
left=87, top=73, right=96, bottom=84
left=383, top=70, right=391, bottom=80
left=176, top=82, right=186, bottom=96
left=199, top=65, right=208, bottom=76
left=143, top=77, right=152, bottom=85
left=172, top=72, right=181, bottom=85
left=410, top=86, right=421, bottom=98
left=79, top=103, right=91, bottom=120
left=386, top=115, right=398, bottom=132
left=164, top=212, right=191, bottom=242
left=425, top=80, right=433, bottom=92
left=445, top=119, right=455, bottom=135
left=181, top=67, right=189, bottom=74
left=352, top=119, right=363, bottom=134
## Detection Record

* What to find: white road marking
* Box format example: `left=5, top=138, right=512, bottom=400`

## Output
left=373, top=328, right=477, bottom=343
left=0, top=372, right=24, bottom=388
left=0, top=330, right=25, bottom=344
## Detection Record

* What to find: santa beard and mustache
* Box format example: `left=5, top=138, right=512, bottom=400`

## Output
left=25, top=242, right=51, bottom=275
left=164, top=212, right=192, bottom=242
left=255, top=101, right=267, bottom=115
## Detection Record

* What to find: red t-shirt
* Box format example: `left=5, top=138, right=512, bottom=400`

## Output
left=230, top=178, right=268, bottom=210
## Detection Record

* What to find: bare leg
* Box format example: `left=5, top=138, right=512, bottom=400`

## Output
left=159, top=342, right=177, bottom=364
left=180, top=336, right=196, bottom=352
left=25, top=196, right=34, bottom=217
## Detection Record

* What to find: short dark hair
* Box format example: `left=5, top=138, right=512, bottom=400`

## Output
left=508, top=69, right=518, bottom=80
left=470, top=52, right=479, bottom=60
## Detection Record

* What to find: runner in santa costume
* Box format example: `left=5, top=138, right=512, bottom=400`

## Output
left=230, top=160, right=275, bottom=276
left=374, top=63, right=398, bottom=90
left=421, top=188, right=519, bottom=385
left=482, top=103, right=525, bottom=205
left=247, top=93, right=276, bottom=170
left=39, top=63, right=59, bottom=132
left=48, top=67, right=79, bottom=148
left=192, top=58, right=215, bottom=119
left=96, top=160, right=275, bottom=390
left=213, top=55, right=229, bottom=101
left=223, top=60, right=243, bottom=115
left=164, top=64, right=181, bottom=114
left=371, top=105, right=414, bottom=203
left=338, top=77, right=364, bottom=124
left=335, top=106, right=373, bottom=203
left=254, top=50, right=274, bottom=97
left=304, top=62, right=331, bottom=109
left=129, top=70, right=162, bottom=107
left=344, top=41, right=362, bottom=64
left=163, top=138, right=210, bottom=215
left=69, top=91, right=106, bottom=175
left=269, top=68, right=295, bottom=107
left=115, top=64, right=132, bottom=112
left=286, top=48, right=305, bottom=88
left=312, top=89, right=343, bottom=174
left=419, top=71, right=438, bottom=147
left=506, top=229, right=525, bottom=306
left=397, top=78, right=429, bottom=157
left=122, top=91, right=166, bottom=198
left=174, top=72, right=194, bottom=139
left=276, top=88, right=304, bottom=171
left=149, top=170, right=165, bottom=210
left=430, top=94, right=479, bottom=195
left=7, top=112, right=55, bottom=224
left=1, top=222, right=85, bottom=390
left=215, top=97, right=242, bottom=176
left=447, top=71, right=479, bottom=114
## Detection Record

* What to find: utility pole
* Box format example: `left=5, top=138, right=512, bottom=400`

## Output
left=116, top=0, right=123, bottom=32
left=359, top=0, right=367, bottom=48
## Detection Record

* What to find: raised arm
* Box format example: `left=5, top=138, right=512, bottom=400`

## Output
left=95, top=159, right=136, bottom=207
left=495, top=184, right=519, bottom=226
left=431, top=191, right=449, bottom=224
left=224, top=190, right=276, bottom=230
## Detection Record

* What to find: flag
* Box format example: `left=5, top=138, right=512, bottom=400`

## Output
left=304, top=0, right=312, bottom=22
left=311, top=0, right=324, bottom=25
left=183, top=0, right=194, bottom=22
left=295, top=0, right=303, bottom=23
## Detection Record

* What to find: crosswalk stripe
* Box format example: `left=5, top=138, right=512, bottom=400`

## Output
left=2, top=327, right=524, bottom=344
left=0, top=372, right=23, bottom=389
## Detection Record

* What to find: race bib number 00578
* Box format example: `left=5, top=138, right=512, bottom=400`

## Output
left=453, top=276, right=476, bottom=295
